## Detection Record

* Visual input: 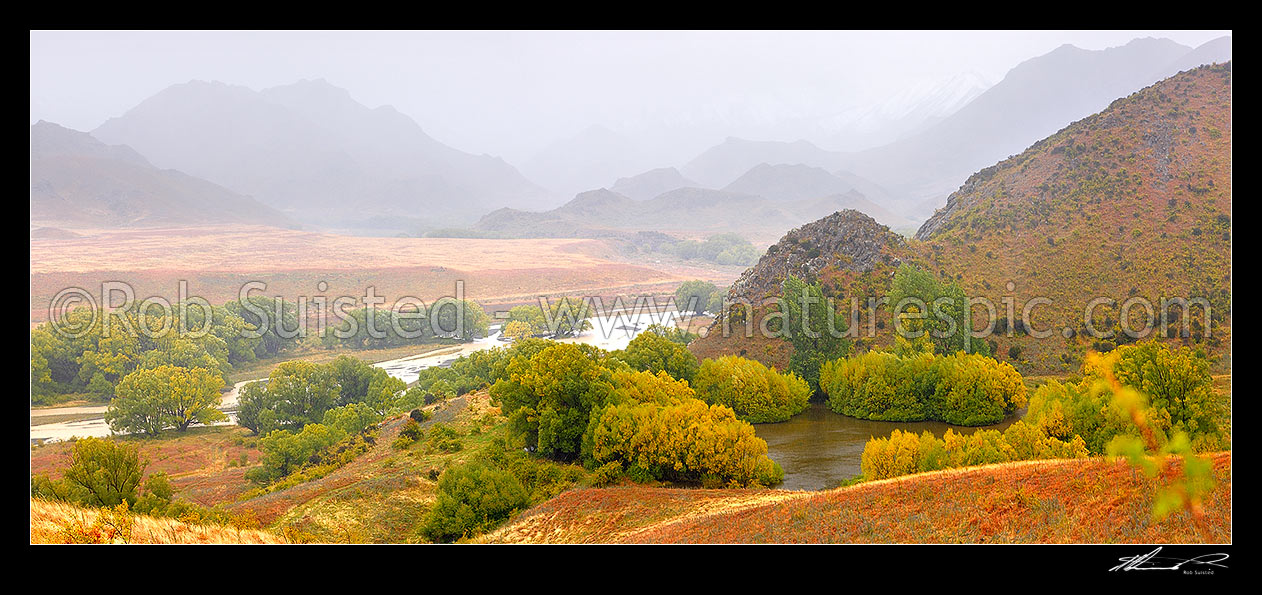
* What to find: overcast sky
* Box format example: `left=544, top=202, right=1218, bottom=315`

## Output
left=30, top=30, right=1229, bottom=162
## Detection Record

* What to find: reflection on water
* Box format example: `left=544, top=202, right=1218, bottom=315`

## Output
left=755, top=403, right=1023, bottom=491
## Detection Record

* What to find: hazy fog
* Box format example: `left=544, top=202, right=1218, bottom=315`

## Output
left=30, top=30, right=1228, bottom=166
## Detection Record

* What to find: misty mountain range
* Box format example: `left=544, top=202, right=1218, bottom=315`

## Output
left=30, top=121, right=289, bottom=228
left=30, top=35, right=1230, bottom=235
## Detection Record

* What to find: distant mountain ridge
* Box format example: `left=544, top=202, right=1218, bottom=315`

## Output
left=30, top=121, right=290, bottom=228
left=470, top=182, right=907, bottom=242
left=92, top=79, right=549, bottom=229
left=676, top=36, right=1232, bottom=222
left=610, top=167, right=699, bottom=200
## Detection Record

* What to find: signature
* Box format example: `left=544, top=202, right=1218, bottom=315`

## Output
left=1110, top=547, right=1229, bottom=572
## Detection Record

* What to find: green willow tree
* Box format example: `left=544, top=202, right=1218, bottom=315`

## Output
left=886, top=264, right=990, bottom=356
left=780, top=275, right=850, bottom=394
left=105, top=365, right=226, bottom=436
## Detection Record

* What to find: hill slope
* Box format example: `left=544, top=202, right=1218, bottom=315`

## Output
left=692, top=64, right=1231, bottom=374
left=722, top=163, right=854, bottom=202
left=913, top=63, right=1231, bottom=368
left=482, top=452, right=1231, bottom=544
left=30, top=121, right=290, bottom=228
left=30, top=499, right=285, bottom=544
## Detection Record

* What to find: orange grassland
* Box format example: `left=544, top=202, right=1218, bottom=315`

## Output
left=29, top=225, right=733, bottom=322
left=30, top=499, right=286, bottom=544
left=482, top=452, right=1231, bottom=544
left=29, top=426, right=261, bottom=506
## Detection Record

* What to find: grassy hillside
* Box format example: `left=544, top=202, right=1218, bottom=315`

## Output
left=913, top=63, right=1231, bottom=372
left=30, top=426, right=261, bottom=506
left=483, top=452, right=1231, bottom=544
left=690, top=64, right=1231, bottom=375
left=30, top=391, right=578, bottom=543
left=30, top=499, right=285, bottom=544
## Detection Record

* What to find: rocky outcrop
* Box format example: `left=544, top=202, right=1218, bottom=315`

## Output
left=726, top=209, right=906, bottom=303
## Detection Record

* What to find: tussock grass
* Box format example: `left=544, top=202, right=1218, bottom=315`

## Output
left=30, top=499, right=286, bottom=544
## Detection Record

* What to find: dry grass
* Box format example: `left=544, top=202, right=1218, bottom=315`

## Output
left=29, top=225, right=734, bottom=323
left=483, top=452, right=1232, bottom=544
left=30, top=499, right=286, bottom=544
left=30, top=426, right=261, bottom=506
left=28, top=225, right=622, bottom=274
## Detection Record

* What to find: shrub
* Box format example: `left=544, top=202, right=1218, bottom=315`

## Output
left=614, top=329, right=700, bottom=382
left=592, top=461, right=624, bottom=487
left=392, top=418, right=424, bottom=450
left=820, top=350, right=1026, bottom=426
left=409, top=408, right=432, bottom=423
left=860, top=422, right=1089, bottom=480
left=424, top=423, right=464, bottom=453
left=247, top=424, right=347, bottom=484
left=59, top=437, right=146, bottom=507
left=1024, top=341, right=1225, bottom=454
left=582, top=398, right=783, bottom=487
left=692, top=355, right=811, bottom=423
left=490, top=342, right=615, bottom=461
left=420, top=462, right=530, bottom=543
left=1111, top=341, right=1220, bottom=437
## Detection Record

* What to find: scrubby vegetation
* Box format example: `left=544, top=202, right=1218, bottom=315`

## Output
left=820, top=348, right=1026, bottom=426
left=1024, top=341, right=1226, bottom=454
left=237, top=356, right=405, bottom=435
left=612, top=324, right=700, bottom=382
left=860, top=422, right=1088, bottom=480
left=584, top=397, right=784, bottom=487
left=668, top=233, right=760, bottom=266
left=501, top=298, right=594, bottom=339
left=692, top=355, right=810, bottom=423
left=320, top=300, right=490, bottom=348
left=32, top=296, right=495, bottom=406
left=857, top=338, right=1228, bottom=523
left=485, top=340, right=784, bottom=487
left=30, top=297, right=300, bottom=402
left=420, top=462, right=530, bottom=542
left=29, top=437, right=260, bottom=529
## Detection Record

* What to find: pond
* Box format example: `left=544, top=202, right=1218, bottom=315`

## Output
left=754, top=403, right=1024, bottom=491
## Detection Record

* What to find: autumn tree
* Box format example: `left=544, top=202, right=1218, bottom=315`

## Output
left=886, top=264, right=990, bottom=356
left=692, top=355, right=811, bottom=423
left=237, top=360, right=340, bottom=434
left=614, top=328, right=700, bottom=382
left=502, top=320, right=533, bottom=342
